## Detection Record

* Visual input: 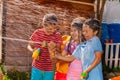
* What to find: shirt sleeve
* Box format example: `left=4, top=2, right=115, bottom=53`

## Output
left=30, top=30, right=39, bottom=41
left=55, top=32, right=62, bottom=45
left=64, top=42, right=69, bottom=52
left=92, top=37, right=103, bottom=52
left=72, top=45, right=81, bottom=60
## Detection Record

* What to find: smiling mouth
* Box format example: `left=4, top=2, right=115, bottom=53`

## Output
left=84, top=36, right=89, bottom=39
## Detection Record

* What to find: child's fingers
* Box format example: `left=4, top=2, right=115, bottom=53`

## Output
left=49, top=41, right=56, bottom=47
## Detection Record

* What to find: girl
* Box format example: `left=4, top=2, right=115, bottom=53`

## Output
left=55, top=19, right=103, bottom=80
left=53, top=17, right=85, bottom=80
left=66, top=17, right=84, bottom=80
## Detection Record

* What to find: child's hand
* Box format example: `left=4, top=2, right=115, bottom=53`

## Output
left=80, top=71, right=88, bottom=79
left=48, top=41, right=56, bottom=53
left=48, top=41, right=57, bottom=61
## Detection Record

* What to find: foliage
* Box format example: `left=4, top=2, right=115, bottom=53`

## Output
left=103, top=65, right=120, bottom=72
left=6, top=70, right=30, bottom=80
left=0, top=64, right=30, bottom=80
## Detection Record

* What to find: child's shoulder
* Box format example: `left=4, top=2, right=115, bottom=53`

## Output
left=54, top=32, right=62, bottom=37
left=55, top=32, right=61, bottom=35
left=34, top=28, right=44, bottom=33
left=91, top=36, right=101, bottom=44
left=92, top=36, right=100, bottom=41
left=36, top=28, right=43, bottom=31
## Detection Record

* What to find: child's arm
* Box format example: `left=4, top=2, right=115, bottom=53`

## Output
left=54, top=50, right=70, bottom=63
left=56, top=44, right=61, bottom=54
left=55, top=54, right=75, bottom=62
left=27, top=41, right=36, bottom=52
left=84, top=51, right=102, bottom=74
left=48, top=41, right=57, bottom=54
left=48, top=42, right=73, bottom=62
left=61, top=50, right=69, bottom=56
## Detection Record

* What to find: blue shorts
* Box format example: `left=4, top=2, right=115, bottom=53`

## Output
left=31, top=67, right=54, bottom=80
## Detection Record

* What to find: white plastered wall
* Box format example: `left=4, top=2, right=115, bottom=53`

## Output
left=102, top=0, right=120, bottom=23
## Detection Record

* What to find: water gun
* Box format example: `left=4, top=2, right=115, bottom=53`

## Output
left=80, top=72, right=87, bottom=80
left=61, top=35, right=71, bottom=50
left=51, top=52, right=55, bottom=57
left=62, top=35, right=71, bottom=45
left=42, top=41, right=47, bottom=47
left=32, top=48, right=40, bottom=59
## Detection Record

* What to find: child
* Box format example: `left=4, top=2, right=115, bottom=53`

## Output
left=66, top=17, right=84, bottom=80
left=28, top=13, right=62, bottom=80
left=54, top=17, right=85, bottom=80
left=55, top=19, right=103, bottom=80
left=55, top=21, right=71, bottom=80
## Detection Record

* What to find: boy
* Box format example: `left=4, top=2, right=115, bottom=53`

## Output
left=28, top=13, right=62, bottom=80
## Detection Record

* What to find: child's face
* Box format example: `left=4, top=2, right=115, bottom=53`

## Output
left=82, top=24, right=98, bottom=41
left=70, top=27, right=81, bottom=41
left=63, top=26, right=70, bottom=35
left=43, top=24, right=57, bottom=35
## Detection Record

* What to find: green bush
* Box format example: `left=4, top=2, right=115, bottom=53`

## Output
left=103, top=65, right=120, bottom=72
left=6, top=70, right=30, bottom=80
left=0, top=64, right=30, bottom=80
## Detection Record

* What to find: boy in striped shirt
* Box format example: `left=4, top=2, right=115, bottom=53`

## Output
left=28, top=13, right=62, bottom=80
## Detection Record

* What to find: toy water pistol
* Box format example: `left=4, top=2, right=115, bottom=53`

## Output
left=32, top=48, right=41, bottom=59
left=48, top=41, right=56, bottom=57
left=61, top=35, right=71, bottom=51
left=80, top=72, right=87, bottom=80
left=42, top=41, right=47, bottom=47
left=51, top=52, right=55, bottom=57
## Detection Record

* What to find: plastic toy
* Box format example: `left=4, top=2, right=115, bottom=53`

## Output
left=62, top=35, right=71, bottom=44
left=109, top=76, right=120, bottom=80
left=80, top=72, right=87, bottom=80
left=32, top=48, right=40, bottom=59
left=42, top=41, right=47, bottom=47
left=61, top=35, right=71, bottom=50
left=51, top=52, right=55, bottom=57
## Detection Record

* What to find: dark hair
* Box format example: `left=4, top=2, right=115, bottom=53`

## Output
left=70, top=18, right=85, bottom=42
left=67, top=18, right=84, bottom=53
left=84, top=19, right=101, bottom=32
left=43, top=13, right=58, bottom=25
left=71, top=18, right=83, bottom=30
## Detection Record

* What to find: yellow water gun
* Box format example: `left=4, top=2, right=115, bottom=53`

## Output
left=32, top=48, right=41, bottom=59
left=51, top=52, right=55, bottom=57
left=61, top=35, right=71, bottom=50
left=42, top=41, right=47, bottom=48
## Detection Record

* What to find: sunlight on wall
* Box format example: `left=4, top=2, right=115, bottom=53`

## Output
left=103, top=0, right=120, bottom=23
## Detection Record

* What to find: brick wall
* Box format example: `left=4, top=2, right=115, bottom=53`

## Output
left=3, top=0, right=94, bottom=71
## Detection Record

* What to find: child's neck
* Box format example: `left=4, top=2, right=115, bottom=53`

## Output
left=72, top=39, right=80, bottom=44
left=44, top=29, right=53, bottom=35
